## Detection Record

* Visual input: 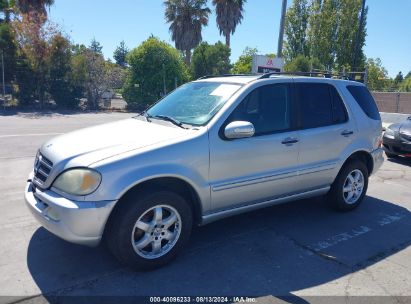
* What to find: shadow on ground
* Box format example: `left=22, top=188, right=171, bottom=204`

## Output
left=27, top=195, right=411, bottom=302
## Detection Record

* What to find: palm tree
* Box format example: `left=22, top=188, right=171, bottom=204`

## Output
left=212, top=0, right=246, bottom=47
left=14, top=0, right=54, bottom=16
left=164, top=0, right=210, bottom=65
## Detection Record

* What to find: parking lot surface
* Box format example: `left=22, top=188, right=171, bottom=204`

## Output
left=0, top=111, right=411, bottom=303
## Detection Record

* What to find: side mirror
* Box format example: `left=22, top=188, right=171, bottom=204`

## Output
left=224, top=121, right=255, bottom=139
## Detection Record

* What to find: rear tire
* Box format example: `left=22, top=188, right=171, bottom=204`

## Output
left=328, top=159, right=369, bottom=211
left=105, top=190, right=192, bottom=270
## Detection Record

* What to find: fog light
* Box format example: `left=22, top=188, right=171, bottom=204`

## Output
left=46, top=207, right=60, bottom=221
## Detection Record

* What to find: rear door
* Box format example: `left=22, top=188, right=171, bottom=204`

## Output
left=295, top=81, right=356, bottom=190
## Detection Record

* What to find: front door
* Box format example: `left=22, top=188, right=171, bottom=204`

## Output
left=208, top=82, right=301, bottom=212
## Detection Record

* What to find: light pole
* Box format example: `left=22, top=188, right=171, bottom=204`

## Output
left=277, top=0, right=287, bottom=58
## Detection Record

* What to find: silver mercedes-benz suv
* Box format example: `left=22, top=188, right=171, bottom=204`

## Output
left=25, top=74, right=384, bottom=270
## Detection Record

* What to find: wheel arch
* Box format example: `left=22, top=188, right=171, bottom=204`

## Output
left=341, top=150, right=374, bottom=176
left=104, top=176, right=203, bottom=236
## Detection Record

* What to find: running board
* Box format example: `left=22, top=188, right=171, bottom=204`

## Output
left=201, top=187, right=330, bottom=225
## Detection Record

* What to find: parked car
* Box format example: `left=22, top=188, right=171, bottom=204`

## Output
left=25, top=74, right=384, bottom=270
left=383, top=116, right=411, bottom=158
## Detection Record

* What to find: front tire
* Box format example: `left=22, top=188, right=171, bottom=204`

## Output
left=106, top=190, right=193, bottom=270
left=328, top=159, right=369, bottom=211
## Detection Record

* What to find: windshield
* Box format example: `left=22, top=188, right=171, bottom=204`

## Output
left=146, top=82, right=242, bottom=126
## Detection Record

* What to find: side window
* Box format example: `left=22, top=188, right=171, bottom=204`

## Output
left=297, top=83, right=333, bottom=129
left=330, top=87, right=348, bottom=124
left=228, top=84, right=291, bottom=135
left=346, top=85, right=381, bottom=120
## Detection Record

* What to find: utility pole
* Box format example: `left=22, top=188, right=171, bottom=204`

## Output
left=277, top=0, right=287, bottom=58
left=1, top=51, right=5, bottom=110
left=353, top=0, right=366, bottom=70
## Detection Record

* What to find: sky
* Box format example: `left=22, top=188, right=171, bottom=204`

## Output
left=48, top=0, right=411, bottom=78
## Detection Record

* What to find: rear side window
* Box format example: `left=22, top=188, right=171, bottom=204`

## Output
left=347, top=85, right=381, bottom=120
left=331, top=88, right=348, bottom=124
left=297, top=83, right=333, bottom=129
left=296, top=83, right=348, bottom=129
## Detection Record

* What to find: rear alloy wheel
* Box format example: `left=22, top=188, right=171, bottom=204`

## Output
left=342, top=169, right=365, bottom=205
left=328, top=160, right=369, bottom=211
left=106, top=191, right=192, bottom=270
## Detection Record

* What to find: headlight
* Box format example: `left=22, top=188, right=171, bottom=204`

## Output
left=53, top=168, right=101, bottom=196
left=384, top=127, right=395, bottom=139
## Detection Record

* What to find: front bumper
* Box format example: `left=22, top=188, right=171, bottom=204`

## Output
left=382, top=136, right=411, bottom=156
left=371, top=148, right=384, bottom=175
left=24, top=175, right=117, bottom=247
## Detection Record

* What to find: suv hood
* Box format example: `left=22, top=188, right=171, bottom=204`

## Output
left=40, top=118, right=190, bottom=167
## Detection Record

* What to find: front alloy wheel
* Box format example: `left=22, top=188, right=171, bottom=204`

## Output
left=106, top=190, right=192, bottom=270
left=132, top=205, right=182, bottom=259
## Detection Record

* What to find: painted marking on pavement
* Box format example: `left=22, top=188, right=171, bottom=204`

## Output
left=0, top=133, right=63, bottom=138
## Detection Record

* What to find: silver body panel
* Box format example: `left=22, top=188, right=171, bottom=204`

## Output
left=24, top=76, right=384, bottom=246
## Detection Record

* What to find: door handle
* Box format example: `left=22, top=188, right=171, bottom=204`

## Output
left=281, top=137, right=299, bottom=145
left=341, top=130, right=354, bottom=136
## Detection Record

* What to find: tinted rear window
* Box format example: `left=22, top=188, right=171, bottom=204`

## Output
left=297, top=83, right=333, bottom=129
left=347, top=85, right=380, bottom=120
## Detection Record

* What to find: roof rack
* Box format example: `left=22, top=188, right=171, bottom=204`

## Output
left=259, top=71, right=339, bottom=79
left=197, top=70, right=366, bottom=82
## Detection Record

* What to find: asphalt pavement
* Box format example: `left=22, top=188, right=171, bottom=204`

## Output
left=0, top=111, right=411, bottom=304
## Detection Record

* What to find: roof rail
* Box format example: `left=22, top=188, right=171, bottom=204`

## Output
left=197, top=74, right=257, bottom=80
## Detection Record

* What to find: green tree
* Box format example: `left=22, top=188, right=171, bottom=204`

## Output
left=48, top=34, right=82, bottom=108
left=335, top=0, right=367, bottom=69
left=191, top=41, right=231, bottom=78
left=113, top=40, right=129, bottom=67
left=399, top=77, right=411, bottom=92
left=0, top=23, right=16, bottom=83
left=284, top=0, right=309, bottom=61
left=284, top=54, right=323, bottom=72
left=231, top=46, right=257, bottom=74
left=122, top=37, right=189, bottom=110
left=164, top=0, right=211, bottom=65
left=0, top=0, right=13, bottom=23
left=13, top=12, right=57, bottom=107
left=212, top=0, right=246, bottom=47
left=89, top=38, right=103, bottom=54
left=307, top=0, right=338, bottom=69
left=366, top=58, right=389, bottom=91
left=394, top=71, right=403, bottom=85
left=14, top=55, right=35, bottom=104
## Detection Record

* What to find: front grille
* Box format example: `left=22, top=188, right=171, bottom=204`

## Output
left=33, top=153, right=53, bottom=185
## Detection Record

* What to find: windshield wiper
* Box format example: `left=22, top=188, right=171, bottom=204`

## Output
left=152, top=115, right=187, bottom=129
